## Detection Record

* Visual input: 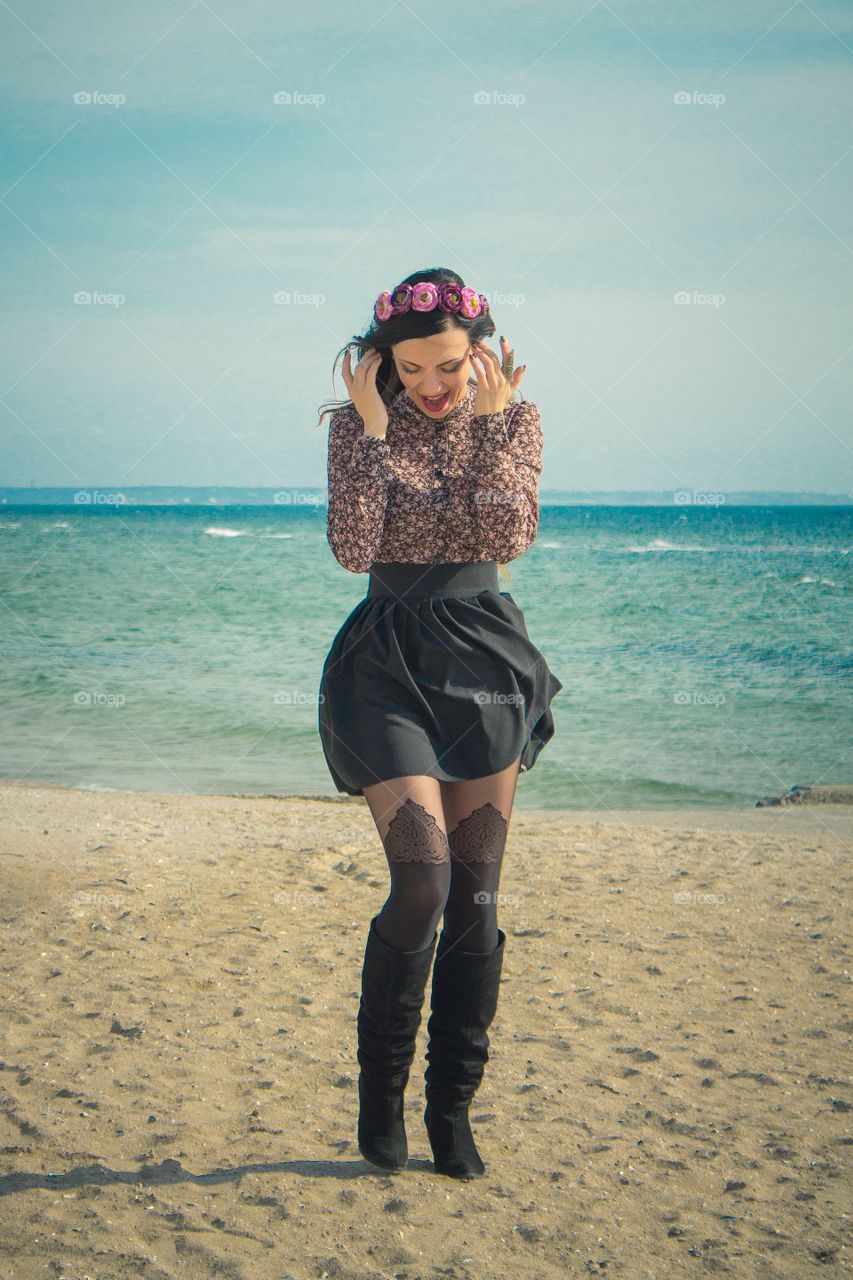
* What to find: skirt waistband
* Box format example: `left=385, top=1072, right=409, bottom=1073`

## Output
left=368, top=560, right=499, bottom=600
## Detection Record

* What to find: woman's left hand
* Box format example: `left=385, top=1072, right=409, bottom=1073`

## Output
left=470, top=336, right=527, bottom=416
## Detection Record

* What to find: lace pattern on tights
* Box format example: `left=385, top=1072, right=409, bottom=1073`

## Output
left=383, top=799, right=450, bottom=864
left=447, top=802, right=508, bottom=864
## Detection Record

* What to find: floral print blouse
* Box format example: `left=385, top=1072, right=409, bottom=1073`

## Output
left=326, top=382, right=543, bottom=573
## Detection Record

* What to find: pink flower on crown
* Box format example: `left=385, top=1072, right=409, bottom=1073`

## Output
left=437, top=282, right=463, bottom=313
left=390, top=283, right=413, bottom=314
left=478, top=293, right=490, bottom=315
left=459, top=286, right=482, bottom=319
left=411, top=282, right=439, bottom=311
left=374, top=291, right=394, bottom=322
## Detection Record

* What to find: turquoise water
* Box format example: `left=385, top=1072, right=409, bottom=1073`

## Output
left=0, top=504, right=849, bottom=809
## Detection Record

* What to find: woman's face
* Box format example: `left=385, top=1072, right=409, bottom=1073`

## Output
left=390, top=331, right=472, bottom=418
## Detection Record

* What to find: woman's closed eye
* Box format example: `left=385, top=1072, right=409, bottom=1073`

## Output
left=402, top=362, right=464, bottom=374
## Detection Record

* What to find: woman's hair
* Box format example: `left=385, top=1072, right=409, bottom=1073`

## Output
left=315, top=266, right=515, bottom=584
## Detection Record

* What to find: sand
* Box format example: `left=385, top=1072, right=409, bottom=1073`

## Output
left=0, top=780, right=850, bottom=1280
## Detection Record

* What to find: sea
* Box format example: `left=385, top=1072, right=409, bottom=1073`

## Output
left=0, top=503, right=849, bottom=810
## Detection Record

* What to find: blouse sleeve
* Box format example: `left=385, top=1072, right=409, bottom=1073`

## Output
left=468, top=397, right=543, bottom=562
left=326, top=407, right=394, bottom=573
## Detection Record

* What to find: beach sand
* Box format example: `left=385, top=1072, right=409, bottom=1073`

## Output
left=0, top=780, right=849, bottom=1280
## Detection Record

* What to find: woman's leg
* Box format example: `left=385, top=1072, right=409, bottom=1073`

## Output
left=356, top=773, right=451, bottom=1169
left=361, top=774, right=452, bottom=952
left=421, top=755, right=522, bottom=1178
left=438, top=754, right=522, bottom=953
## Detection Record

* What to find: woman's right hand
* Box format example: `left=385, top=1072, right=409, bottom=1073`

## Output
left=342, top=347, right=389, bottom=438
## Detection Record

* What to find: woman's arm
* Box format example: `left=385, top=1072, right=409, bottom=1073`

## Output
left=468, top=398, right=543, bottom=562
left=326, top=407, right=394, bottom=573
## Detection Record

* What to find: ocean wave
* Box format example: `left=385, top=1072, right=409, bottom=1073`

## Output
left=620, top=539, right=714, bottom=553
left=203, top=526, right=294, bottom=539
left=611, top=541, right=848, bottom=554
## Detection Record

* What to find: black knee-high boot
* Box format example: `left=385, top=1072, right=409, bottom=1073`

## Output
left=423, top=928, right=506, bottom=1179
left=356, top=914, right=438, bottom=1171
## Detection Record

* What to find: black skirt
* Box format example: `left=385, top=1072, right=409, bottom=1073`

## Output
left=318, top=560, right=563, bottom=796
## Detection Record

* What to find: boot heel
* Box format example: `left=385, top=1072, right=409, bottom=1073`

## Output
left=424, top=1100, right=485, bottom=1179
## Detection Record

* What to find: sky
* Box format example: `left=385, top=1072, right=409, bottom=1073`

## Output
left=0, top=0, right=851, bottom=495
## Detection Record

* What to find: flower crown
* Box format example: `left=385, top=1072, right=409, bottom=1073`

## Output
left=373, top=280, right=490, bottom=324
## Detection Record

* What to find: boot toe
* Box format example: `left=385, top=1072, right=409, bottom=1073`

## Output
left=434, top=1154, right=484, bottom=1179
left=359, top=1136, right=408, bottom=1171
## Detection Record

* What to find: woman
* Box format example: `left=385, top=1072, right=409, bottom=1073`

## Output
left=315, top=267, right=563, bottom=1179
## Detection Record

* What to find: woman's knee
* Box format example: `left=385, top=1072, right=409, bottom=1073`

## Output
left=387, top=872, right=450, bottom=921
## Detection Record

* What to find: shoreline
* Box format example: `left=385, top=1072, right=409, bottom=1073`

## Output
left=2, top=775, right=852, bottom=833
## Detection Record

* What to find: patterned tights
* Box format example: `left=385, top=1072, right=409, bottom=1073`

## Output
left=361, top=756, right=521, bottom=954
